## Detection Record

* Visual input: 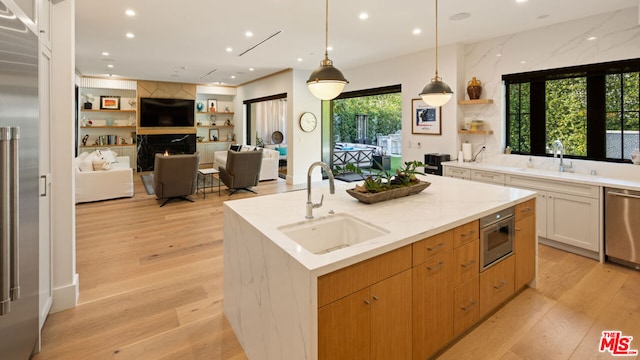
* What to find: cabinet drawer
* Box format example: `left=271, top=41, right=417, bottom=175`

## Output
left=444, top=167, right=470, bottom=179
left=454, top=277, right=479, bottom=337
left=471, top=170, right=505, bottom=185
left=413, top=230, right=454, bottom=265
left=318, top=245, right=412, bottom=308
left=453, top=239, right=479, bottom=287
left=479, top=255, right=515, bottom=318
left=453, top=220, right=479, bottom=248
left=515, top=198, right=536, bottom=221
left=506, top=175, right=599, bottom=198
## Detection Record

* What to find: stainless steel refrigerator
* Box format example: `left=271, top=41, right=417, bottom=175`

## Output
left=0, top=1, right=41, bottom=358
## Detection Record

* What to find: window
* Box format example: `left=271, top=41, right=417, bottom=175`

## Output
left=504, top=58, right=640, bottom=162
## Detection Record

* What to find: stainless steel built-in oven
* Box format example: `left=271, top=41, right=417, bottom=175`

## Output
left=480, top=207, right=515, bottom=271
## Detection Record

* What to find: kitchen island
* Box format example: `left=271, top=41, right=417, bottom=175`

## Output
left=223, top=174, right=537, bottom=360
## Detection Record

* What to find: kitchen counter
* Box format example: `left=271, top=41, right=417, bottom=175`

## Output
left=223, top=174, right=535, bottom=360
left=442, top=160, right=640, bottom=192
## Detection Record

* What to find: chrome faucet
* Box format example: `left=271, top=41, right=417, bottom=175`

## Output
left=552, top=139, right=573, bottom=172
left=306, top=162, right=335, bottom=219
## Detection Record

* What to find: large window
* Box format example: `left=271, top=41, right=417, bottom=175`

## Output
left=505, top=58, right=640, bottom=162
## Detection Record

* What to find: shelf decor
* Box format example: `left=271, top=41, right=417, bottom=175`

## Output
left=100, top=96, right=120, bottom=110
left=207, top=99, right=217, bottom=112
left=411, top=98, right=441, bottom=135
left=209, top=128, right=219, bottom=141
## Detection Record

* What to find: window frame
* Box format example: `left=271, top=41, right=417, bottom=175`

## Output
left=503, top=58, right=640, bottom=163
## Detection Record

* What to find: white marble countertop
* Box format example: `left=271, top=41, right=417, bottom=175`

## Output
left=442, top=161, right=640, bottom=192
left=224, top=174, right=536, bottom=276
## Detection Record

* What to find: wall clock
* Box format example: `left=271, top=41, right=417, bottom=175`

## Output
left=299, top=112, right=317, bottom=132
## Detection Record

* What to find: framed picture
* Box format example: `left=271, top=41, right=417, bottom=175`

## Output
left=207, top=99, right=218, bottom=112
left=411, top=98, right=441, bottom=135
left=209, top=128, right=219, bottom=141
left=100, top=96, right=120, bottom=110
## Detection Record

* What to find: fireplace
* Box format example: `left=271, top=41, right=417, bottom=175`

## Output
left=137, top=134, right=196, bottom=171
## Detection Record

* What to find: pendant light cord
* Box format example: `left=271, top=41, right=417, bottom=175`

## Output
left=434, top=0, right=439, bottom=80
left=324, top=0, right=330, bottom=60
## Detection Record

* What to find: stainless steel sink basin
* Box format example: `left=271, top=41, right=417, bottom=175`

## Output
left=278, top=213, right=389, bottom=254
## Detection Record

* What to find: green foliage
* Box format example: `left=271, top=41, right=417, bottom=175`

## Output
left=332, top=93, right=402, bottom=143
left=336, top=161, right=425, bottom=193
left=545, top=77, right=587, bottom=156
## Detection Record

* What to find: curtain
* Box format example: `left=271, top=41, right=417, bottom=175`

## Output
left=256, top=99, right=287, bottom=145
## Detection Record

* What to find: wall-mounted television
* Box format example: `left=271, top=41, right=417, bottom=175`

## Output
left=139, top=98, right=195, bottom=127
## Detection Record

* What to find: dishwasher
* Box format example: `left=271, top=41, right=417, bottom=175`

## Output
left=605, top=187, right=640, bottom=270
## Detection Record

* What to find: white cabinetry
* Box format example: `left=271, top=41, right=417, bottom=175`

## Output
left=444, top=166, right=470, bottom=180
left=470, top=170, right=505, bottom=185
left=506, top=175, right=600, bottom=255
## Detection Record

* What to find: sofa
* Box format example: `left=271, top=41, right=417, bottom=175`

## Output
left=213, top=145, right=279, bottom=181
left=75, top=149, right=134, bottom=203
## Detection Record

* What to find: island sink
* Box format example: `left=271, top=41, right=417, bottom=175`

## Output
left=278, top=213, right=389, bottom=254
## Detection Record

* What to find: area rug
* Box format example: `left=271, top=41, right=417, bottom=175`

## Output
left=141, top=174, right=154, bottom=195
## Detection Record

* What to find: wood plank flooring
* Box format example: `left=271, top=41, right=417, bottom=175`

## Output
left=32, top=174, right=640, bottom=359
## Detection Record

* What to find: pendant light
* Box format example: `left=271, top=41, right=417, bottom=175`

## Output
left=419, top=0, right=453, bottom=107
left=306, top=0, right=349, bottom=100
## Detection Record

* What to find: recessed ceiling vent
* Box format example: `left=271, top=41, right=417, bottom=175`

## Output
left=200, top=68, right=218, bottom=80
left=238, top=31, right=282, bottom=57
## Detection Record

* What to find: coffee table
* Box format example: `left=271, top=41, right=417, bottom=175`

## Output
left=197, top=168, right=220, bottom=198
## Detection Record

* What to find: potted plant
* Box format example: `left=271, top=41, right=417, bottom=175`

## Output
left=337, top=161, right=431, bottom=204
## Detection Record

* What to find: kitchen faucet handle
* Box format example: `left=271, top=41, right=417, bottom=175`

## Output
left=313, top=194, right=325, bottom=209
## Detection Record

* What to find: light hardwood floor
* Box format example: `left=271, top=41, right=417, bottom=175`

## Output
left=32, top=175, right=640, bottom=359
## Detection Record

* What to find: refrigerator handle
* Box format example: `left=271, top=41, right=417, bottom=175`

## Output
left=9, top=127, right=19, bottom=301
left=0, top=127, right=11, bottom=315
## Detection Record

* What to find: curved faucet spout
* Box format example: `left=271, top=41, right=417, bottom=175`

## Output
left=306, top=162, right=335, bottom=219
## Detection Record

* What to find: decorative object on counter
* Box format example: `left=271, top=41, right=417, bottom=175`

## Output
left=504, top=146, right=511, bottom=154
left=207, top=99, right=217, bottom=112
left=412, top=98, right=442, bottom=135
left=469, top=120, right=484, bottom=131
left=225, top=119, right=232, bottom=126
left=197, top=136, right=205, bottom=142
left=83, top=94, right=95, bottom=109
left=340, top=161, right=431, bottom=204
left=418, top=0, right=453, bottom=107
left=100, top=95, right=120, bottom=110
left=632, top=148, right=640, bottom=165
left=196, top=101, right=204, bottom=112
left=82, top=134, right=89, bottom=146
left=467, top=77, right=482, bottom=100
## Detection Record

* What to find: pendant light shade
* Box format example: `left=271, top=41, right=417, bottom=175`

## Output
left=419, top=0, right=453, bottom=107
left=307, top=0, right=348, bottom=100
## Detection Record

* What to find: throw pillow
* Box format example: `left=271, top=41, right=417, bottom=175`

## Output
left=92, top=160, right=111, bottom=171
left=78, top=159, right=94, bottom=172
left=229, top=144, right=242, bottom=152
left=98, top=149, right=117, bottom=164
left=275, top=147, right=287, bottom=156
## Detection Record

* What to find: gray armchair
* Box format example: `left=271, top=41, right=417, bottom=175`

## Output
left=219, top=150, right=263, bottom=195
left=153, top=152, right=200, bottom=206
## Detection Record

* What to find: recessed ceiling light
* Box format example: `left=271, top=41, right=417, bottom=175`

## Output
left=496, top=53, right=503, bottom=57
left=126, top=32, right=134, bottom=39
left=107, top=64, right=114, bottom=68
left=102, top=51, right=109, bottom=56
left=125, top=9, right=135, bottom=17
left=249, top=68, right=255, bottom=71
left=359, top=13, right=368, bottom=20
left=231, top=75, right=236, bottom=79
left=449, top=12, right=471, bottom=21
left=520, top=60, right=527, bottom=64
left=297, top=58, right=303, bottom=62
left=516, top=0, right=527, bottom=3
left=226, top=47, right=233, bottom=52
left=588, top=36, right=597, bottom=41
left=413, top=28, right=422, bottom=35
left=245, top=31, right=253, bottom=37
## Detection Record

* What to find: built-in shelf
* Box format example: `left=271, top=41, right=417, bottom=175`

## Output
left=80, top=109, right=136, bottom=113
left=458, top=99, right=494, bottom=105
left=458, top=130, right=494, bottom=135
left=80, top=126, right=136, bottom=129
left=197, top=111, right=234, bottom=115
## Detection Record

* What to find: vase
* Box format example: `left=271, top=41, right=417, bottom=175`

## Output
left=196, top=101, right=204, bottom=112
left=467, top=77, right=482, bottom=100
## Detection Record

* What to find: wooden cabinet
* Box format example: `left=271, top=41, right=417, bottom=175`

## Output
left=318, top=246, right=412, bottom=360
left=454, top=239, right=479, bottom=287
left=453, top=277, right=480, bottom=337
left=515, top=199, right=536, bottom=289
left=413, top=251, right=454, bottom=360
left=479, top=255, right=515, bottom=318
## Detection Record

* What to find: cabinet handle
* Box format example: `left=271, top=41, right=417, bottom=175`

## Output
left=493, top=280, right=507, bottom=290
left=521, top=207, right=533, bottom=213
left=515, top=227, right=521, bottom=232
left=460, top=259, right=476, bottom=269
left=372, top=295, right=379, bottom=301
left=364, top=299, right=370, bottom=305
left=460, top=300, right=477, bottom=311
left=427, top=261, right=445, bottom=271
left=460, top=230, right=476, bottom=238
left=427, top=242, right=445, bottom=252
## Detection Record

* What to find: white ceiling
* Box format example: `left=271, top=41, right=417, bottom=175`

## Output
left=75, top=0, right=639, bottom=86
